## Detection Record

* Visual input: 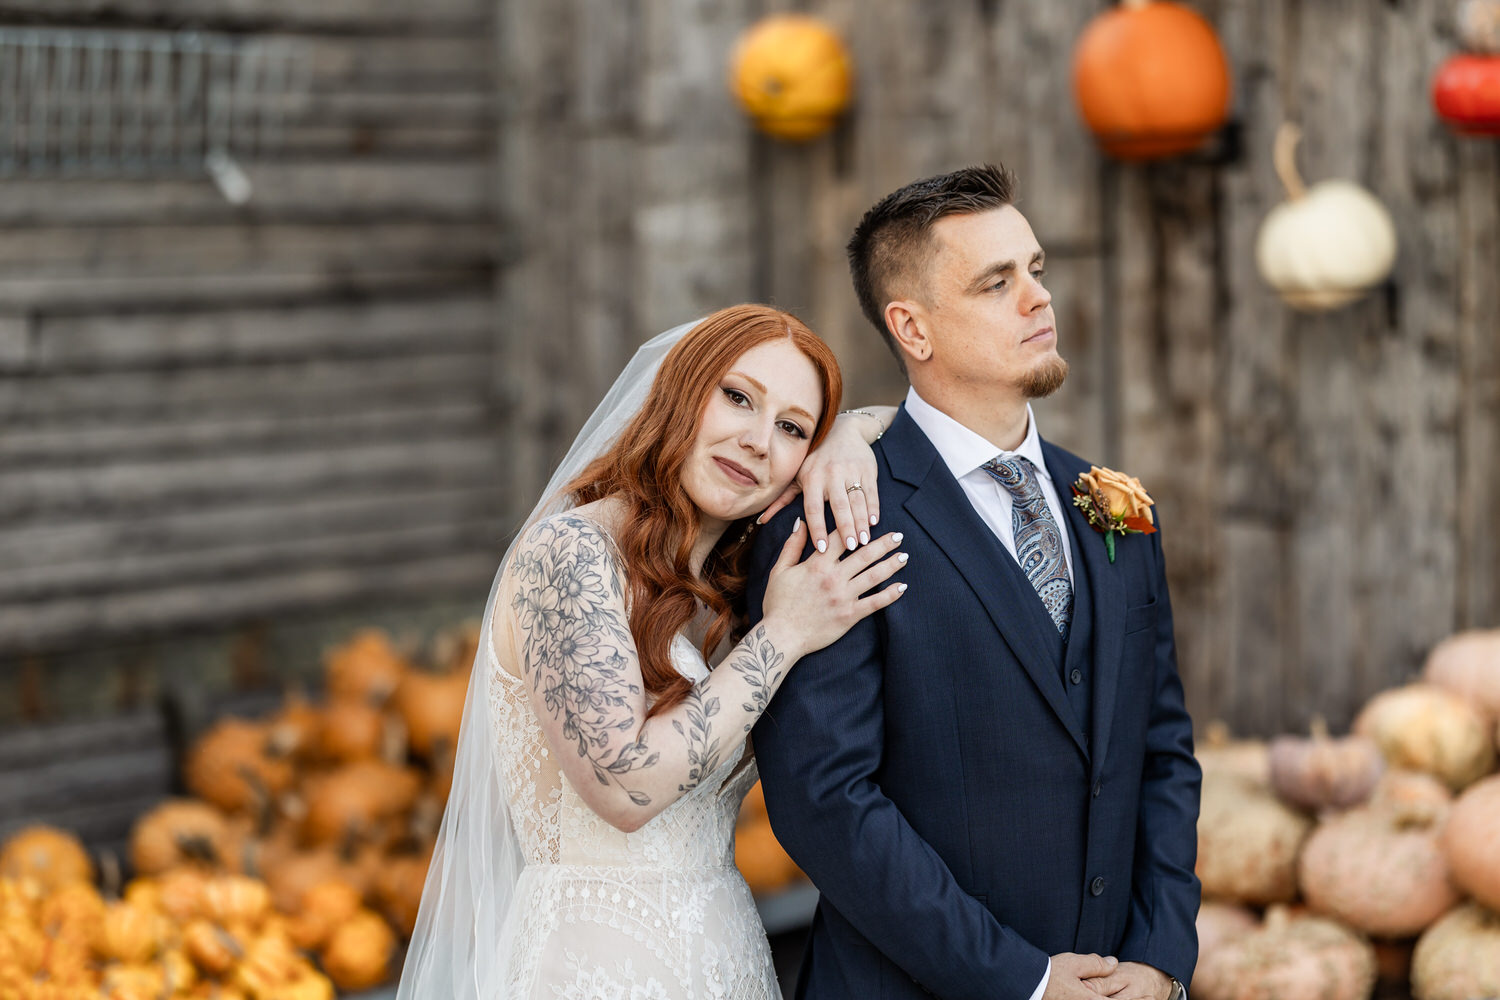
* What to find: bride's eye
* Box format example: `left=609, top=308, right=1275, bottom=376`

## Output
left=777, top=419, right=808, bottom=439
left=722, top=387, right=750, bottom=407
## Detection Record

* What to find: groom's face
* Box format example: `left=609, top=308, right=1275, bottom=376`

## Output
left=915, top=205, right=1066, bottom=398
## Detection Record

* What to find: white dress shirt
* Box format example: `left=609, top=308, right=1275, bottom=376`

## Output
left=903, top=387, right=1074, bottom=587
left=902, top=386, right=1069, bottom=1000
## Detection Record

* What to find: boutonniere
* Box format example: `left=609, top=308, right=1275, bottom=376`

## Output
left=1071, top=466, right=1157, bottom=563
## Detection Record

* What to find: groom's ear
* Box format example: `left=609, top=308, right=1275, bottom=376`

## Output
left=884, top=300, right=932, bottom=366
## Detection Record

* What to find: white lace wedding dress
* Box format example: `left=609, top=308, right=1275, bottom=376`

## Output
left=488, top=630, right=780, bottom=1000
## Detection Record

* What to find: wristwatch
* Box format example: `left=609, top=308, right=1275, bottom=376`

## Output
left=1166, top=977, right=1185, bottom=1000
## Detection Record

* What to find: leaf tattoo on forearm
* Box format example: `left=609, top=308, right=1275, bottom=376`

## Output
left=730, top=624, right=786, bottom=724
left=514, top=517, right=656, bottom=806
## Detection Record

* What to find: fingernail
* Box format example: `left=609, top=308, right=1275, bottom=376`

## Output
left=793, top=517, right=802, bottom=532
left=892, top=532, right=904, bottom=543
left=870, top=514, right=878, bottom=525
left=898, top=553, right=909, bottom=563
left=859, top=531, right=869, bottom=545
left=897, top=583, right=908, bottom=593
left=846, top=536, right=857, bottom=551
left=816, top=539, right=827, bottom=553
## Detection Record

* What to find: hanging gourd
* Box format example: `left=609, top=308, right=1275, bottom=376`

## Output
left=729, top=15, right=853, bottom=142
left=1071, top=0, right=1231, bottom=160
left=1458, top=0, right=1500, bottom=53
left=1254, top=123, right=1398, bottom=312
left=1433, top=0, right=1500, bottom=135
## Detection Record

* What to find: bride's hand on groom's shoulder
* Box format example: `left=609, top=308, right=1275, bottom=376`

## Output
left=759, top=518, right=906, bottom=660
left=1044, top=953, right=1118, bottom=1000
left=758, top=410, right=881, bottom=555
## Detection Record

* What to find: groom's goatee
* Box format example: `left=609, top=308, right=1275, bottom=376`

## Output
left=1021, top=356, right=1070, bottom=398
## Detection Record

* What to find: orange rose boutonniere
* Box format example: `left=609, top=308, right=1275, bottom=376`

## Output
left=1071, top=466, right=1157, bottom=563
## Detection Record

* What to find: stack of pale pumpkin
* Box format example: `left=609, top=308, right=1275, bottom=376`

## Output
left=1195, top=628, right=1500, bottom=1000
left=0, top=624, right=474, bottom=998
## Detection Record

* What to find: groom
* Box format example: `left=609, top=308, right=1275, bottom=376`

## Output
left=746, top=165, right=1201, bottom=1000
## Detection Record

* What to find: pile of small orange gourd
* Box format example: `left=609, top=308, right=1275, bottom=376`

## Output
left=0, top=625, right=474, bottom=998
left=1193, top=628, right=1500, bottom=1000
left=733, top=781, right=805, bottom=897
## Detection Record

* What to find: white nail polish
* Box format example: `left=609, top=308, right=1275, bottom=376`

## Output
left=846, top=536, right=857, bottom=551
left=816, top=539, right=827, bottom=553
left=794, top=516, right=802, bottom=532
left=859, top=531, right=869, bottom=545
left=898, top=553, right=909, bottom=563
left=871, top=514, right=879, bottom=525
left=897, top=583, right=908, bottom=593
left=892, top=532, right=904, bottom=543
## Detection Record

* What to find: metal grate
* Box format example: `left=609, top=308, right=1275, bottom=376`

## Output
left=0, top=27, right=310, bottom=202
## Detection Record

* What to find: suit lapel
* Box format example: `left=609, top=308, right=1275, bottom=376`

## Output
left=1043, top=443, right=1125, bottom=777
left=886, top=410, right=1084, bottom=752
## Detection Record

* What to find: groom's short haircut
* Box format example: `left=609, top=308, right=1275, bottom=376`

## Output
left=847, top=163, right=1018, bottom=372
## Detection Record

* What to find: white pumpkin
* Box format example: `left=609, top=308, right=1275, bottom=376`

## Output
left=1458, top=0, right=1500, bottom=54
left=1255, top=123, right=1397, bottom=311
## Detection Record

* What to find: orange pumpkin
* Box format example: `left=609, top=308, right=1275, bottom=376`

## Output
left=392, top=668, right=469, bottom=760
left=181, top=919, right=242, bottom=976
left=728, top=14, right=854, bottom=142
left=319, top=908, right=395, bottom=991
left=734, top=818, right=800, bottom=895
left=1071, top=0, right=1232, bottom=160
left=373, top=853, right=430, bottom=938
left=94, top=902, right=166, bottom=964
left=324, top=629, right=408, bottom=705
left=200, top=875, right=272, bottom=929
left=1411, top=902, right=1500, bottom=1000
left=184, top=718, right=296, bottom=815
left=0, top=827, right=94, bottom=892
left=1439, top=773, right=1500, bottom=910
left=300, top=760, right=421, bottom=848
left=285, top=881, right=363, bottom=951
left=316, top=699, right=390, bottom=764
left=130, top=800, right=241, bottom=875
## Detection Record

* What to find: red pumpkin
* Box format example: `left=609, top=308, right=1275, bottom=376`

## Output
left=1432, top=54, right=1500, bottom=136
left=1071, top=0, right=1232, bottom=160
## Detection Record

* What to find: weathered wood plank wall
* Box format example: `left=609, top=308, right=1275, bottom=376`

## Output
left=499, top=0, right=1500, bottom=737
left=0, top=0, right=503, bottom=711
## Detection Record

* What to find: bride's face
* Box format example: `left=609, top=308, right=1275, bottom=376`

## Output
left=682, top=338, right=824, bottom=531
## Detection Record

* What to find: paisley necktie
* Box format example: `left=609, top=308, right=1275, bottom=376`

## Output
left=982, top=456, right=1073, bottom=635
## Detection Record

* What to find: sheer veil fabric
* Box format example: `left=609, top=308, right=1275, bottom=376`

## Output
left=395, top=320, right=700, bottom=1000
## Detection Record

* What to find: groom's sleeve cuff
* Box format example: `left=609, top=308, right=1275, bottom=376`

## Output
left=1026, top=959, right=1050, bottom=1000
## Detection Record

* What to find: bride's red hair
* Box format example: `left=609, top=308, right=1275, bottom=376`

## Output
left=567, top=305, right=842, bottom=717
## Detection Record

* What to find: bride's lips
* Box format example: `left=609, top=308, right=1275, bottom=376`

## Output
left=714, top=457, right=758, bottom=487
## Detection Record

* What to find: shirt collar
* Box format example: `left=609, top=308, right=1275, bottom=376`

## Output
left=903, top=386, right=1051, bottom=483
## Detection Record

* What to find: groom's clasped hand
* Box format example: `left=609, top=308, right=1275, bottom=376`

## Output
left=1048, top=953, right=1173, bottom=1000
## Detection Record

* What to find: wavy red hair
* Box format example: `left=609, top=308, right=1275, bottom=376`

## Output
left=567, top=305, right=842, bottom=717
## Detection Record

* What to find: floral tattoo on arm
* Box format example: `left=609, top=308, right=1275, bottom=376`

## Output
left=514, top=516, right=658, bottom=806
left=513, top=516, right=794, bottom=810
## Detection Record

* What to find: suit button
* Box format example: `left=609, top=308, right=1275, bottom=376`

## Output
left=1093, top=780, right=1103, bottom=798
left=1090, top=876, right=1106, bottom=897
left=1070, top=668, right=1083, bottom=684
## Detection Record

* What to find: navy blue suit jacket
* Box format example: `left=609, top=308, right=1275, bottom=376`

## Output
left=746, top=406, right=1200, bottom=1000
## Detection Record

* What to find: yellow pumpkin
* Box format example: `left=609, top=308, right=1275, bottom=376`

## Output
left=729, top=14, right=854, bottom=141
left=181, top=919, right=242, bottom=977
left=35, top=882, right=105, bottom=946
left=1353, top=683, right=1495, bottom=791
left=0, top=827, right=94, bottom=892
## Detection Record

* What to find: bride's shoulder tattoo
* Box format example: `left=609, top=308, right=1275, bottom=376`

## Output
left=513, top=514, right=655, bottom=805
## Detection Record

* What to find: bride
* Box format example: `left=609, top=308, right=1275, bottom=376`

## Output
left=397, top=305, right=902, bottom=999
